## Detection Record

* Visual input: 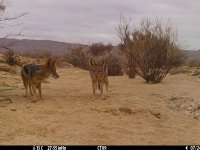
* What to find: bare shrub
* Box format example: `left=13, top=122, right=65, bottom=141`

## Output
left=22, top=50, right=52, bottom=59
left=55, top=56, right=65, bottom=68
left=187, top=60, right=200, bottom=68
left=117, top=52, right=137, bottom=78
left=0, top=64, right=16, bottom=74
left=22, top=51, right=34, bottom=58
left=3, top=50, right=20, bottom=66
left=191, top=70, right=200, bottom=76
left=106, top=53, right=123, bottom=76
left=65, top=43, right=123, bottom=76
left=169, top=66, right=191, bottom=75
left=65, top=46, right=89, bottom=70
left=118, top=17, right=185, bottom=83
left=125, top=57, right=137, bottom=78
left=0, top=1, right=27, bottom=50
left=36, top=50, right=52, bottom=58
left=88, top=43, right=113, bottom=56
left=127, top=67, right=137, bottom=78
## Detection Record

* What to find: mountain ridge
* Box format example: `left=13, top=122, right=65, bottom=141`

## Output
left=0, top=38, right=87, bottom=55
left=0, top=38, right=199, bottom=60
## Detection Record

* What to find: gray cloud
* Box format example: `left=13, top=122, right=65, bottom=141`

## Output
left=2, top=0, right=200, bottom=49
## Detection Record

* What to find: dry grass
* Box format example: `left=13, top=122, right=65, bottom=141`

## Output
left=191, top=69, right=200, bottom=76
left=22, top=50, right=53, bottom=59
left=187, top=60, right=200, bottom=67
left=169, top=66, right=192, bottom=75
left=0, top=63, right=17, bottom=74
left=0, top=62, right=200, bottom=145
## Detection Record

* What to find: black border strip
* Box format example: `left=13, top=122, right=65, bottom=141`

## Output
left=0, top=145, right=191, bottom=150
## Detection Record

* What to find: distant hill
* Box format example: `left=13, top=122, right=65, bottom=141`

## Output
left=0, top=38, right=86, bottom=55
left=0, top=38, right=200, bottom=60
left=183, top=50, right=200, bottom=60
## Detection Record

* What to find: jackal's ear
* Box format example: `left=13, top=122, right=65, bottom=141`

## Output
left=52, top=56, right=59, bottom=64
left=45, top=58, right=52, bottom=67
left=99, top=58, right=105, bottom=66
left=89, top=57, right=95, bottom=66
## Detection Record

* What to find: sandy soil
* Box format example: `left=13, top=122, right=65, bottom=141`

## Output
left=0, top=64, right=200, bottom=145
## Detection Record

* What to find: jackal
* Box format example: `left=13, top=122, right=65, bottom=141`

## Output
left=89, top=57, right=109, bottom=99
left=21, top=57, right=59, bottom=102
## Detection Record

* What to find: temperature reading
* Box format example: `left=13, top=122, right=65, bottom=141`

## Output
left=33, top=146, right=43, bottom=150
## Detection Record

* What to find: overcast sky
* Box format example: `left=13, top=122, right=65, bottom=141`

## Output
left=2, top=0, right=200, bottom=50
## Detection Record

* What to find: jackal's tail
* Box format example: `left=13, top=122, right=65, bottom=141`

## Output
left=21, top=65, right=32, bottom=88
left=21, top=65, right=29, bottom=79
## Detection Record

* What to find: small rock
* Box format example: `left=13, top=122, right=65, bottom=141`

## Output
left=119, top=107, right=133, bottom=115
left=193, top=116, right=199, bottom=120
left=11, top=108, right=16, bottom=111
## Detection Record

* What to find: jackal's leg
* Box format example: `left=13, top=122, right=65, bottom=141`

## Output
left=37, top=83, right=43, bottom=100
left=31, top=84, right=37, bottom=102
left=22, top=79, right=28, bottom=97
left=96, top=82, right=98, bottom=90
left=91, top=80, right=97, bottom=100
left=29, top=84, right=33, bottom=96
left=100, top=81, right=106, bottom=100
left=104, top=77, right=109, bottom=96
left=100, top=81, right=104, bottom=95
left=92, top=80, right=97, bottom=95
left=24, top=83, right=28, bottom=97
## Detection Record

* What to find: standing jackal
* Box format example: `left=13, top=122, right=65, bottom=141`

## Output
left=89, top=57, right=109, bottom=99
left=21, top=57, right=59, bottom=102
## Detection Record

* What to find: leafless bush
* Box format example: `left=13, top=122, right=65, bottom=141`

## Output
left=117, top=52, right=136, bottom=78
left=88, top=43, right=113, bottom=56
left=0, top=64, right=16, bottom=74
left=0, top=1, right=27, bottom=46
left=126, top=67, right=137, bottom=78
left=124, top=56, right=137, bottom=78
left=65, top=43, right=123, bottom=76
left=118, top=17, right=185, bottom=83
left=65, top=46, right=89, bottom=70
left=191, top=69, right=200, bottom=76
left=23, top=50, right=52, bottom=59
left=169, top=66, right=191, bottom=75
left=187, top=60, right=200, bottom=68
left=106, top=53, right=123, bottom=76
left=37, top=50, right=52, bottom=58
left=3, top=50, right=20, bottom=66
left=63, top=43, right=124, bottom=76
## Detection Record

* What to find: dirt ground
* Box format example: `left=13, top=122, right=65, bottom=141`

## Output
left=0, top=64, right=200, bottom=145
